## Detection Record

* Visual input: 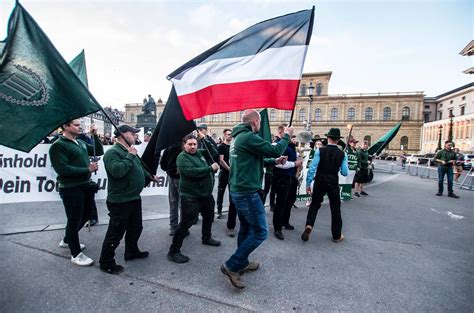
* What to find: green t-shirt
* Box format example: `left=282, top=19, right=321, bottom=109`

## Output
left=435, top=149, right=456, bottom=168
left=347, top=147, right=359, bottom=170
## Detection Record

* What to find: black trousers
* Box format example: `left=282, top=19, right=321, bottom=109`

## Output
left=99, top=199, right=143, bottom=266
left=169, top=195, right=215, bottom=254
left=272, top=174, right=294, bottom=231
left=59, top=184, right=95, bottom=257
left=262, top=172, right=273, bottom=205
left=306, top=181, right=342, bottom=240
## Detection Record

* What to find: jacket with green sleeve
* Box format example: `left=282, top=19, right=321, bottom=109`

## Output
left=229, top=124, right=289, bottom=193
left=103, top=143, right=150, bottom=203
left=49, top=135, right=104, bottom=188
left=176, top=150, right=215, bottom=197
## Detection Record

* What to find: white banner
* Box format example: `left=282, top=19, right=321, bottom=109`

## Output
left=0, top=142, right=168, bottom=204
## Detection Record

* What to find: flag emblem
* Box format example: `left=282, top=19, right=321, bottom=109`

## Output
left=0, top=64, right=49, bottom=106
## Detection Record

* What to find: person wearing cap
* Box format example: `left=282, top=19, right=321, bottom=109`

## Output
left=302, top=128, right=349, bottom=243
left=99, top=125, right=158, bottom=274
left=346, top=138, right=359, bottom=196
left=196, top=123, right=220, bottom=164
left=49, top=119, right=104, bottom=267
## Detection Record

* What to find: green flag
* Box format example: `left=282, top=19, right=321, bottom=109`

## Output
left=69, top=50, right=89, bottom=88
left=0, top=3, right=102, bottom=152
left=258, top=109, right=272, bottom=142
left=368, top=122, right=402, bottom=156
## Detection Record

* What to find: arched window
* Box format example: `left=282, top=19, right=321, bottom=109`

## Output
left=364, top=135, right=371, bottom=146
left=400, top=136, right=409, bottom=150
left=365, top=107, right=373, bottom=120
left=316, top=83, right=323, bottom=96
left=299, top=84, right=307, bottom=96
left=130, top=113, right=135, bottom=122
left=284, top=110, right=291, bottom=122
left=270, top=109, right=276, bottom=122
left=330, top=108, right=338, bottom=121
left=383, top=107, right=391, bottom=120
left=347, top=107, right=355, bottom=120
left=299, top=108, right=306, bottom=122
left=315, top=108, right=322, bottom=121
left=402, top=107, right=410, bottom=121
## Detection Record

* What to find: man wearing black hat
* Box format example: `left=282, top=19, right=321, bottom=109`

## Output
left=301, top=128, right=349, bottom=243
left=99, top=125, right=157, bottom=274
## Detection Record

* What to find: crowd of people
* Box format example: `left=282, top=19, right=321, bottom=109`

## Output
left=47, top=110, right=422, bottom=289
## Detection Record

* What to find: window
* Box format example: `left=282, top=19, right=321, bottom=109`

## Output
left=316, top=83, right=323, bottom=96
left=240, top=111, right=244, bottom=121
left=284, top=110, right=291, bottom=122
left=400, top=136, right=409, bottom=150
left=439, top=111, right=442, bottom=120
left=365, top=107, right=373, bottom=120
left=130, top=113, right=135, bottom=122
left=330, top=108, right=338, bottom=121
left=402, top=107, right=410, bottom=121
left=212, top=114, right=219, bottom=122
left=461, top=106, right=465, bottom=116
left=462, top=96, right=466, bottom=101
left=424, top=113, right=430, bottom=123
left=347, top=107, right=355, bottom=120
left=225, top=113, right=231, bottom=122
left=439, top=103, right=443, bottom=108
left=383, top=107, right=391, bottom=120
left=364, top=135, right=371, bottom=146
left=450, top=100, right=453, bottom=104
left=299, top=84, right=307, bottom=96
left=424, top=105, right=430, bottom=109
left=270, top=109, right=276, bottom=122
left=448, top=109, right=453, bottom=117
left=315, top=108, right=322, bottom=121
left=299, top=108, right=306, bottom=122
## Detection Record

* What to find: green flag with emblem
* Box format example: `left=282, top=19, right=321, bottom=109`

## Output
left=0, top=3, right=102, bottom=152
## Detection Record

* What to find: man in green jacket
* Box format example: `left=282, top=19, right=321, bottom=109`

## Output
left=49, top=119, right=103, bottom=267
left=167, top=134, right=221, bottom=264
left=221, top=110, right=292, bottom=289
left=99, top=125, right=157, bottom=274
left=434, top=141, right=459, bottom=198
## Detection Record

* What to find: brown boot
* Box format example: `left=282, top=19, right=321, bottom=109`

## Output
left=239, top=261, right=260, bottom=275
left=220, top=264, right=245, bottom=289
left=301, top=225, right=313, bottom=242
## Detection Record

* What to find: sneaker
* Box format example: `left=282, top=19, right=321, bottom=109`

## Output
left=436, top=193, right=443, bottom=196
left=100, top=264, right=124, bottom=275
left=59, top=240, right=85, bottom=250
left=167, top=252, right=190, bottom=264
left=71, top=252, right=94, bottom=266
left=274, top=230, right=284, bottom=240
left=333, top=234, right=345, bottom=242
left=354, top=192, right=361, bottom=198
left=448, top=193, right=459, bottom=199
left=283, top=224, right=295, bottom=230
left=227, top=228, right=236, bottom=237
left=220, top=264, right=245, bottom=289
left=239, top=261, right=260, bottom=275
left=202, top=238, right=221, bottom=246
left=301, top=226, right=312, bottom=242
left=124, top=251, right=149, bottom=261
left=216, top=213, right=223, bottom=219
left=360, top=191, right=369, bottom=196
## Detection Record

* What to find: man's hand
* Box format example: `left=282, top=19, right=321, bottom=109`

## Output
left=89, top=124, right=97, bottom=135
left=127, top=146, right=138, bottom=155
left=211, top=163, right=219, bottom=171
left=295, top=160, right=303, bottom=167
left=89, top=162, right=98, bottom=172
left=284, top=126, right=294, bottom=137
left=275, top=156, right=288, bottom=165
left=306, top=186, right=312, bottom=195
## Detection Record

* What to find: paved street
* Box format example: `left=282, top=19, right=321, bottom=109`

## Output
left=1, top=169, right=473, bottom=312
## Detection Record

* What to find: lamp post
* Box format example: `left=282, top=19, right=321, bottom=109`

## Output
left=448, top=112, right=454, bottom=142
left=307, top=82, right=314, bottom=131
left=437, top=125, right=443, bottom=151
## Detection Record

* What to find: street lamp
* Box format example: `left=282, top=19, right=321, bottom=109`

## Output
left=307, top=82, right=314, bottom=131
left=448, top=112, right=454, bottom=142
left=437, top=125, right=443, bottom=151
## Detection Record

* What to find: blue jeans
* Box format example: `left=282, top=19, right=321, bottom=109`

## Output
left=438, top=166, right=454, bottom=194
left=225, top=191, right=268, bottom=272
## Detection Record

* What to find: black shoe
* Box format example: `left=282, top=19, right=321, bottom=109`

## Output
left=216, top=213, right=223, bottom=219
left=274, top=230, right=284, bottom=240
left=436, top=193, right=443, bottom=196
left=89, top=219, right=98, bottom=226
left=202, top=238, right=221, bottom=246
left=292, top=204, right=298, bottom=209
left=354, top=192, right=361, bottom=198
left=270, top=206, right=274, bottom=212
left=301, top=226, right=312, bottom=242
left=283, top=224, right=295, bottom=230
left=124, top=251, right=149, bottom=261
left=167, top=252, right=190, bottom=264
left=360, top=191, right=369, bottom=196
left=448, top=193, right=459, bottom=199
left=192, top=218, right=198, bottom=225
left=100, top=264, right=124, bottom=275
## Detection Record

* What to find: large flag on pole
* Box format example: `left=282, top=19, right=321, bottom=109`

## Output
left=368, top=122, right=402, bottom=156
left=0, top=3, right=102, bottom=152
left=69, top=50, right=89, bottom=88
left=168, top=8, right=315, bottom=120
left=141, top=86, right=196, bottom=174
